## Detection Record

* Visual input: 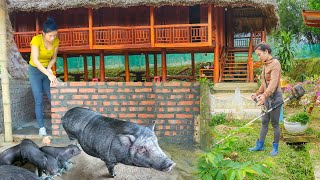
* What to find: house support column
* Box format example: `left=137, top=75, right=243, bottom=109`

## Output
left=88, top=8, right=93, bottom=49
left=99, top=51, right=105, bottom=82
left=248, top=33, right=254, bottom=82
left=125, top=52, right=130, bottom=82
left=213, top=7, right=220, bottom=83
left=208, top=5, right=212, bottom=46
left=63, top=54, right=68, bottom=82
left=161, top=49, right=167, bottom=82
left=154, top=54, right=158, bottom=76
left=145, top=53, right=150, bottom=81
left=83, top=55, right=88, bottom=81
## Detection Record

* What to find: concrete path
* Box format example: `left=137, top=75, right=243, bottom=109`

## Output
left=0, top=135, right=197, bottom=180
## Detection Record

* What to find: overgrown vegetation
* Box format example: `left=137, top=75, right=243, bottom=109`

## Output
left=209, top=113, right=227, bottom=127
left=196, top=137, right=272, bottom=180
left=196, top=117, right=316, bottom=180
left=284, top=58, right=320, bottom=82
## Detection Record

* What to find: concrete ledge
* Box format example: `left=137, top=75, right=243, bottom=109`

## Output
left=214, top=82, right=258, bottom=92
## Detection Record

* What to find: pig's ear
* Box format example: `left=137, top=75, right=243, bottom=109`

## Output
left=149, top=120, right=156, bottom=131
left=119, top=135, right=136, bottom=147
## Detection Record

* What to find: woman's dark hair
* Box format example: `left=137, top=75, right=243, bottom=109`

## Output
left=42, top=17, right=58, bottom=33
left=254, top=42, right=272, bottom=54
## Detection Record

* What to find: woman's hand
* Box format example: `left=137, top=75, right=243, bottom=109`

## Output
left=257, top=94, right=266, bottom=106
left=251, top=94, right=257, bottom=101
left=47, top=68, right=53, bottom=75
left=47, top=72, right=59, bottom=87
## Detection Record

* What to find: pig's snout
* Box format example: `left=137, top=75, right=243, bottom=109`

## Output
left=161, top=160, right=176, bottom=172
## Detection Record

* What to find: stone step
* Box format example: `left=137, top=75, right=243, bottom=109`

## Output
left=214, top=83, right=258, bottom=92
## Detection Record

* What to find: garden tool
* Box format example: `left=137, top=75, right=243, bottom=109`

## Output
left=214, top=84, right=305, bottom=145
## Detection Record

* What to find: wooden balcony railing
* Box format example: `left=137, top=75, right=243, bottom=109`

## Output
left=234, top=31, right=262, bottom=48
left=92, top=26, right=151, bottom=46
left=14, top=31, right=37, bottom=49
left=154, top=24, right=208, bottom=46
left=58, top=28, right=89, bottom=48
left=14, top=23, right=213, bottom=51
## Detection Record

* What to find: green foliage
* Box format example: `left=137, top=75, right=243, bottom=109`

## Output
left=308, top=0, right=320, bottom=11
left=285, top=58, right=320, bottom=82
left=286, top=112, right=310, bottom=125
left=273, top=31, right=296, bottom=73
left=275, top=0, right=320, bottom=43
left=209, top=113, right=227, bottom=127
left=196, top=138, right=272, bottom=180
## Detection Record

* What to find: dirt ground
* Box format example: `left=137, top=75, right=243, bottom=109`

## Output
left=0, top=136, right=198, bottom=180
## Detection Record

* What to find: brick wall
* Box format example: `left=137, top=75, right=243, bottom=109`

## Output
left=0, top=79, right=35, bottom=133
left=51, top=82, right=200, bottom=144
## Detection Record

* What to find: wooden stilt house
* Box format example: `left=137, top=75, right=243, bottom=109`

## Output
left=8, top=0, right=278, bottom=83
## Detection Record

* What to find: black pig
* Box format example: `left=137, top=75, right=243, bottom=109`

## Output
left=19, top=139, right=60, bottom=176
left=0, top=165, right=41, bottom=180
left=0, top=144, right=23, bottom=165
left=40, top=144, right=81, bottom=170
left=62, top=107, right=175, bottom=177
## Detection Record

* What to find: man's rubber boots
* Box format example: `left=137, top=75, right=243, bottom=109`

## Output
left=248, top=139, right=264, bottom=151
left=270, top=142, right=279, bottom=156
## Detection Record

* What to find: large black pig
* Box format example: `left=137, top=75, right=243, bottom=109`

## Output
left=62, top=107, right=175, bottom=177
left=0, top=165, right=41, bottom=180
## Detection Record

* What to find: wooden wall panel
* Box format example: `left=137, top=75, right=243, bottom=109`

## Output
left=13, top=12, right=35, bottom=32
left=155, top=6, right=189, bottom=25
left=93, top=7, right=150, bottom=26
left=38, top=8, right=88, bottom=29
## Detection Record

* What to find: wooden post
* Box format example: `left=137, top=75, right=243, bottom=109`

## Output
left=150, top=6, right=155, bottom=47
left=125, top=52, right=130, bottom=82
left=92, top=55, right=96, bottom=78
left=145, top=53, right=150, bottom=82
left=83, top=55, right=88, bottom=81
left=88, top=8, right=93, bottom=49
left=214, top=7, right=220, bottom=83
left=191, top=52, right=195, bottom=76
left=154, top=54, right=158, bottom=76
left=248, top=33, right=254, bottom=82
left=13, top=14, right=16, bottom=32
left=52, top=61, right=57, bottom=76
left=208, top=4, right=212, bottom=46
left=35, top=14, right=39, bottom=34
left=0, top=0, right=13, bottom=142
left=161, top=49, right=167, bottom=82
left=262, top=17, right=267, bottom=42
left=99, top=51, right=105, bottom=82
left=63, top=54, right=68, bottom=82
left=221, top=8, right=225, bottom=48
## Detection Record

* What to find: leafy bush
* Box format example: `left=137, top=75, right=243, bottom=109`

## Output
left=273, top=30, right=296, bottom=74
left=285, top=58, right=320, bottom=82
left=286, top=112, right=310, bottom=125
left=196, top=138, right=272, bottom=180
left=209, top=113, right=227, bottom=127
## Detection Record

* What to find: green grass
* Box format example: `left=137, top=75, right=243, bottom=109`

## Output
left=211, top=117, right=315, bottom=180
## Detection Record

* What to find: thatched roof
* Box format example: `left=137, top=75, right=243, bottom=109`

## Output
left=7, top=0, right=279, bottom=32
left=8, top=0, right=277, bottom=10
